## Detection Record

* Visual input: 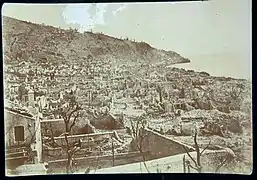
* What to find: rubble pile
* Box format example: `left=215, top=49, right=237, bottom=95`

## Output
left=101, top=137, right=129, bottom=153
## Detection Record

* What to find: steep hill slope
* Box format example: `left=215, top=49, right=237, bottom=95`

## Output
left=2, top=16, right=190, bottom=67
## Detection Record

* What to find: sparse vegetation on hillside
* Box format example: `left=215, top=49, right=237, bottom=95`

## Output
left=2, top=16, right=190, bottom=67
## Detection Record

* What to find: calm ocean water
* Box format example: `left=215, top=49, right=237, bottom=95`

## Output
left=170, top=53, right=251, bottom=81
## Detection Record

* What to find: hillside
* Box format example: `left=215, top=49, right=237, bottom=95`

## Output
left=2, top=16, right=190, bottom=68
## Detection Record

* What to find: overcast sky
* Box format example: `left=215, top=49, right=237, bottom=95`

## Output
left=2, top=0, right=252, bottom=79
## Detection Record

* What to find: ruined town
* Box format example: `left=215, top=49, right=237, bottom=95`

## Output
left=3, top=14, right=252, bottom=175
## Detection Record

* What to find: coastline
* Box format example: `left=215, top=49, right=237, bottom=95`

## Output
left=169, top=58, right=251, bottom=82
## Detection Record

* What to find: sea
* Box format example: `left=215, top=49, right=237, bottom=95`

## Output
left=169, top=53, right=252, bottom=81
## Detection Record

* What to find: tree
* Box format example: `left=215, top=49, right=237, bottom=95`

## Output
left=18, top=83, right=27, bottom=102
left=180, top=87, right=186, bottom=99
left=182, top=130, right=235, bottom=173
left=213, top=148, right=236, bottom=173
left=182, top=131, right=207, bottom=173
left=56, top=92, right=83, bottom=173
left=228, top=83, right=245, bottom=102
left=129, top=115, right=150, bottom=173
left=28, top=69, right=34, bottom=77
left=58, top=93, right=81, bottom=133
left=217, top=83, right=246, bottom=105
left=156, top=84, right=163, bottom=103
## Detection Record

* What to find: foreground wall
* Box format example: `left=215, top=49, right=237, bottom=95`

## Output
left=47, top=151, right=149, bottom=174
left=42, top=132, right=114, bottom=161
left=132, top=128, right=195, bottom=158
left=92, top=149, right=232, bottom=174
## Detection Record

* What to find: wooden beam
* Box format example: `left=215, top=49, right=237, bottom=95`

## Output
left=47, top=151, right=145, bottom=164
left=6, top=156, right=29, bottom=161
left=41, top=119, right=64, bottom=122
left=6, top=151, right=27, bottom=157
left=5, top=147, right=27, bottom=153
left=53, top=132, right=113, bottom=140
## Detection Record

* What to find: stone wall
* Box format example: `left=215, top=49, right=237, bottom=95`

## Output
left=42, top=132, right=114, bottom=161
left=47, top=151, right=148, bottom=174
left=132, top=128, right=194, bottom=158
left=92, top=149, right=231, bottom=173
left=53, top=132, right=112, bottom=146
left=41, top=120, right=66, bottom=137
left=41, top=119, right=95, bottom=137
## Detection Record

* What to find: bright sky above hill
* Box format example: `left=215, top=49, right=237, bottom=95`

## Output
left=2, top=0, right=252, bottom=80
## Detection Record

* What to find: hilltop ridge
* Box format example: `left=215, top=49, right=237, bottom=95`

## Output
left=2, top=16, right=190, bottom=67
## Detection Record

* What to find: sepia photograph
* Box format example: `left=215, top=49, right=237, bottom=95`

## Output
left=2, top=0, right=252, bottom=176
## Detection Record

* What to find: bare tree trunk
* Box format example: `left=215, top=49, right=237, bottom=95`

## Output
left=112, top=139, right=115, bottom=167
left=194, top=132, right=202, bottom=173
left=64, top=134, right=72, bottom=173
left=130, top=118, right=150, bottom=173
left=182, top=131, right=211, bottom=173
left=137, top=136, right=150, bottom=173
left=215, top=154, right=230, bottom=173
left=187, top=164, right=190, bottom=173
left=66, top=153, right=73, bottom=173
left=183, top=155, right=186, bottom=173
left=65, top=121, right=69, bottom=134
